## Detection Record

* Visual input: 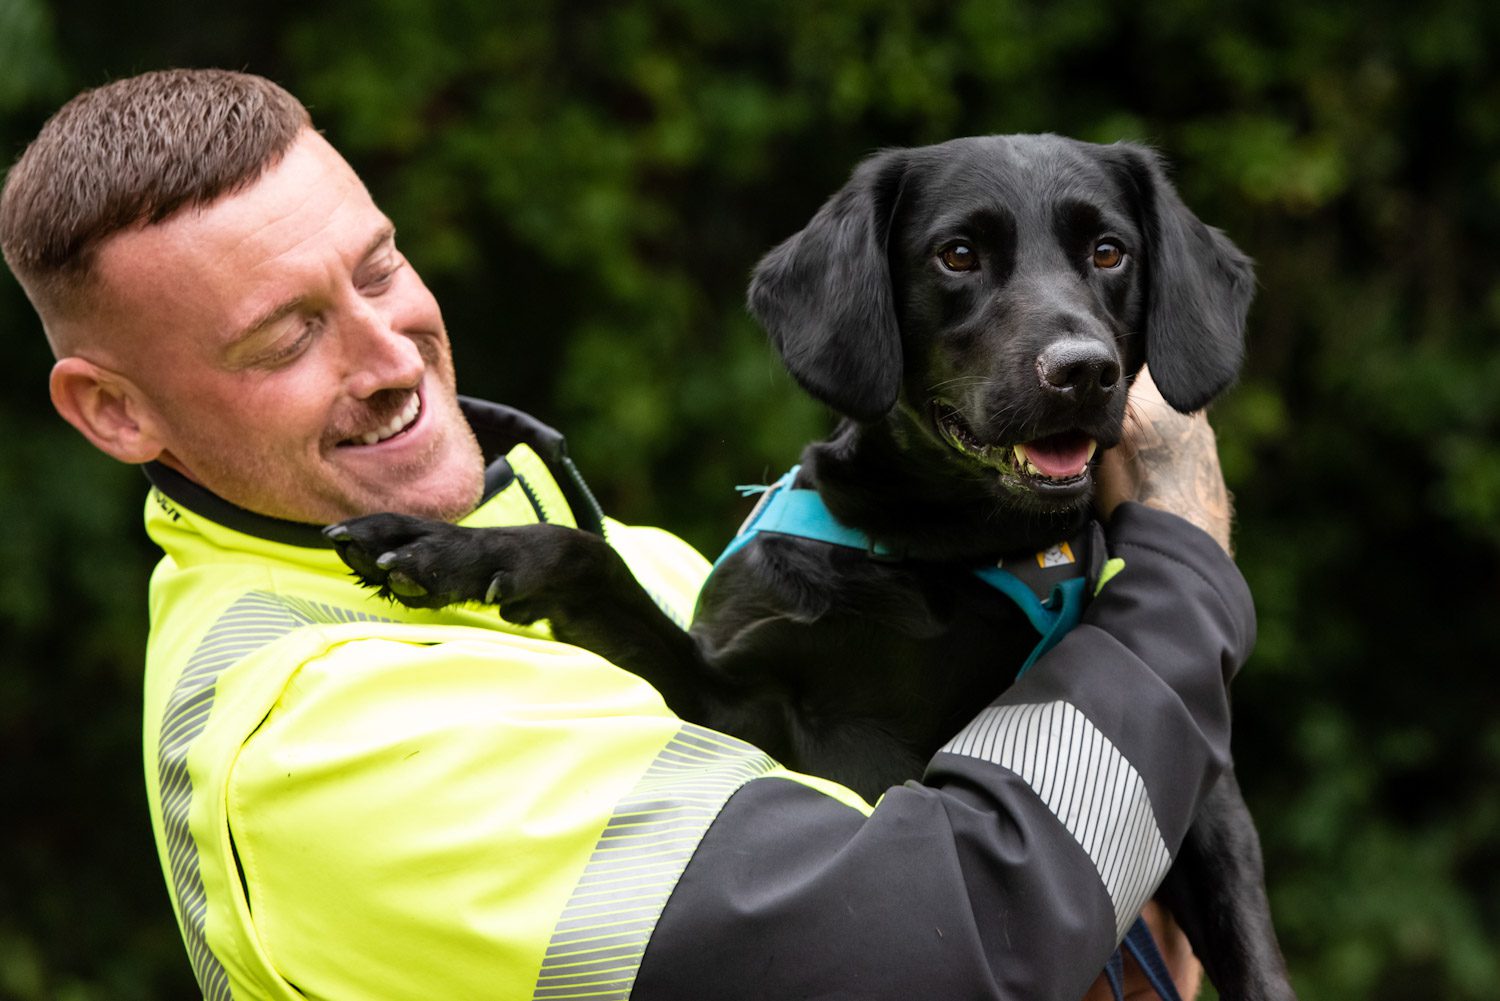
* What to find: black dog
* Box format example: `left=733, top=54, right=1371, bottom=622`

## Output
left=330, top=135, right=1294, bottom=1001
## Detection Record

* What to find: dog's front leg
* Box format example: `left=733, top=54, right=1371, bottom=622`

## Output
left=327, top=515, right=722, bottom=721
left=1156, top=769, right=1298, bottom=1001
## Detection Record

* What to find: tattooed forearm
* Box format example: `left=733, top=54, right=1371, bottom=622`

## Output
left=1095, top=369, right=1236, bottom=555
left=1127, top=410, right=1234, bottom=555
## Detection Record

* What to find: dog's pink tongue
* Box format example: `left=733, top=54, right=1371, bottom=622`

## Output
left=1019, top=433, right=1095, bottom=479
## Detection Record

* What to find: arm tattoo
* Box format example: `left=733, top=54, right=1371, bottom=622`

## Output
left=1129, top=414, right=1234, bottom=555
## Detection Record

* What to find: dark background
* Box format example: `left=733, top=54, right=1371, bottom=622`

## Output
left=2, top=1, right=1497, bottom=997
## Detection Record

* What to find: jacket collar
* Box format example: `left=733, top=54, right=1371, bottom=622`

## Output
left=143, top=397, right=604, bottom=550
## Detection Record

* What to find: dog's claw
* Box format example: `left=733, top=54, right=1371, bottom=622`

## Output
left=484, top=573, right=505, bottom=605
left=376, top=551, right=400, bottom=570
left=323, top=524, right=352, bottom=542
left=385, top=571, right=427, bottom=598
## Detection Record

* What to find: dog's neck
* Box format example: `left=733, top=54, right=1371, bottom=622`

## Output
left=798, top=416, right=1090, bottom=564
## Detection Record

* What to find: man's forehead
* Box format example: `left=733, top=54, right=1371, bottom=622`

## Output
left=87, top=131, right=389, bottom=338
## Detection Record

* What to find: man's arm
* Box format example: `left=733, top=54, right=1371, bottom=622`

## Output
left=227, top=369, right=1245, bottom=1001
left=1090, top=365, right=1231, bottom=1000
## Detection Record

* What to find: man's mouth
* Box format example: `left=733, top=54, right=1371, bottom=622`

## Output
left=341, top=391, right=422, bottom=447
left=932, top=401, right=1098, bottom=492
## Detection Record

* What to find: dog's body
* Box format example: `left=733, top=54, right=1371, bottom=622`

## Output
left=332, top=136, right=1295, bottom=1000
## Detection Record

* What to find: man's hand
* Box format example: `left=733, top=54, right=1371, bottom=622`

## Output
left=1096, top=367, right=1233, bottom=554
left=1081, top=901, right=1202, bottom=1000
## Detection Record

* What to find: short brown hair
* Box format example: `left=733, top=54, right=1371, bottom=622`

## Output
left=0, top=68, right=311, bottom=344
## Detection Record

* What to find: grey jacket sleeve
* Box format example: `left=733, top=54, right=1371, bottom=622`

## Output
left=633, top=503, right=1253, bottom=1000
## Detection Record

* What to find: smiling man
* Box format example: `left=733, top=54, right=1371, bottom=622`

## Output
left=42, top=120, right=484, bottom=524
left=2, top=69, right=1247, bottom=1000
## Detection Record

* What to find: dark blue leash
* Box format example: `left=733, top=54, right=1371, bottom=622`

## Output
left=1106, top=917, right=1184, bottom=1001
left=720, top=468, right=1181, bottom=1000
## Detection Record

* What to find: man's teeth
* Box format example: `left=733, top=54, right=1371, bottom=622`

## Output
left=356, top=394, right=420, bottom=446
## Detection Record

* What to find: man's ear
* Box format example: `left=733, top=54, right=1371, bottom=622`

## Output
left=50, top=357, right=166, bottom=464
left=747, top=149, right=910, bottom=422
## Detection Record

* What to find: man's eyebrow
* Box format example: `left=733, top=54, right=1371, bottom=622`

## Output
left=224, top=225, right=397, bottom=349
left=359, top=224, right=398, bottom=266
left=225, top=297, right=306, bottom=351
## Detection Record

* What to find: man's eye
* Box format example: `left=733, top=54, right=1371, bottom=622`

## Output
left=1092, top=241, right=1126, bottom=269
left=361, top=255, right=405, bottom=293
left=938, top=243, right=979, bottom=272
left=262, top=321, right=318, bottom=365
left=361, top=265, right=399, bottom=293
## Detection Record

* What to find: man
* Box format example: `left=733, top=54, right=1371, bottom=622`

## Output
left=1, top=69, right=1248, bottom=1000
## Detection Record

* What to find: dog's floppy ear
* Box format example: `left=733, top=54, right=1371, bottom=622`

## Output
left=748, top=149, right=909, bottom=422
left=1108, top=144, right=1256, bottom=413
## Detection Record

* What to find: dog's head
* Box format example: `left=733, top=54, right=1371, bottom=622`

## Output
left=749, top=134, right=1254, bottom=514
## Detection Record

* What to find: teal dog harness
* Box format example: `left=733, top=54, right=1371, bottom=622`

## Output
left=716, top=466, right=1093, bottom=678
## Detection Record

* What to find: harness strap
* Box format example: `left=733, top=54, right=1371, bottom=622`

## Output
left=971, top=568, right=1089, bottom=676
left=723, top=476, right=899, bottom=559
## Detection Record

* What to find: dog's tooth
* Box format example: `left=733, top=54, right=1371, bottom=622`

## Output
left=1012, top=445, right=1041, bottom=476
left=1086, top=440, right=1098, bottom=461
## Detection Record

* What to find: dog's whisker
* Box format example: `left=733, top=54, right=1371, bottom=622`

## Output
left=977, top=401, right=1027, bottom=435
left=926, top=376, right=990, bottom=396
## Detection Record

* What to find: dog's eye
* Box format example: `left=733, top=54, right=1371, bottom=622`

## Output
left=939, top=243, right=979, bottom=272
left=1092, top=241, right=1126, bottom=269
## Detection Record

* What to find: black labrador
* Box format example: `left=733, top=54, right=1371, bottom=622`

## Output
left=329, top=135, right=1295, bottom=1001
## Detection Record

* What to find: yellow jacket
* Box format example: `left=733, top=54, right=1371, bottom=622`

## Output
left=142, top=400, right=859, bottom=999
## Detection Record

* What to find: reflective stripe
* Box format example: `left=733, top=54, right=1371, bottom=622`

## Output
left=156, top=592, right=391, bottom=1000
left=940, top=701, right=1171, bottom=938
left=532, top=724, right=777, bottom=1001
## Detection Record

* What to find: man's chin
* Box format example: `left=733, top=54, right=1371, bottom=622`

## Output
left=340, top=471, right=486, bottom=525
left=333, top=424, right=486, bottom=523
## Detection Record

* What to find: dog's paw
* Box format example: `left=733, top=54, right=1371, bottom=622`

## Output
left=324, top=513, right=498, bottom=610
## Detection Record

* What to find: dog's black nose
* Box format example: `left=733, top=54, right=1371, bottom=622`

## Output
left=1036, top=341, right=1121, bottom=404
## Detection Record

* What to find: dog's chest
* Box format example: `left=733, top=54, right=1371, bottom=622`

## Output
left=697, top=531, right=1094, bottom=747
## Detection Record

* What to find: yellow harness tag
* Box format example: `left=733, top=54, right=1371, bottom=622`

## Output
left=1035, top=541, right=1076, bottom=568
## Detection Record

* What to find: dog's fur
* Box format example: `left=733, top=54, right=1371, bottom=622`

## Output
left=331, top=135, right=1295, bottom=1000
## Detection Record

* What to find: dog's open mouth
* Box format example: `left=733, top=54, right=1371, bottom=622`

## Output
left=933, top=402, right=1097, bottom=493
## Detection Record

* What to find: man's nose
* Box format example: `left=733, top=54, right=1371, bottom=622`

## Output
left=341, top=301, right=424, bottom=399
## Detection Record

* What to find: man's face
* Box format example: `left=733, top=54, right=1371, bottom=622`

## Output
left=88, top=130, right=485, bottom=524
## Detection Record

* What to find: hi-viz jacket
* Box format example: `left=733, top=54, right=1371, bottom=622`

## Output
left=141, top=397, right=1254, bottom=1001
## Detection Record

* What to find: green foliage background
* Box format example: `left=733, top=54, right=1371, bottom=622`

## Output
left=2, top=1, right=1497, bottom=997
